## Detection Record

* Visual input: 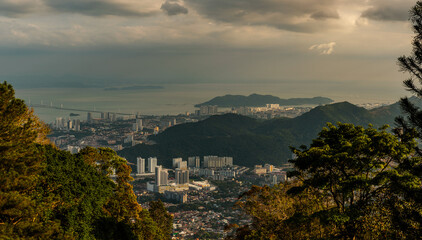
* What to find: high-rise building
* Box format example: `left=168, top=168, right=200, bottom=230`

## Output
left=136, top=119, right=143, bottom=130
left=188, top=156, right=200, bottom=168
left=264, top=164, right=274, bottom=173
left=172, top=158, right=183, bottom=168
left=155, top=165, right=162, bottom=186
left=176, top=161, right=187, bottom=170
left=175, top=169, right=189, bottom=185
left=160, top=169, right=168, bottom=186
left=155, top=166, right=168, bottom=186
left=55, top=117, right=64, bottom=129
left=132, top=123, right=138, bottom=132
left=137, top=157, right=145, bottom=174
left=200, top=105, right=218, bottom=115
left=148, top=157, right=158, bottom=173
left=204, top=156, right=233, bottom=168
left=74, top=119, right=81, bottom=131
left=87, top=112, right=93, bottom=123
left=67, top=119, right=73, bottom=130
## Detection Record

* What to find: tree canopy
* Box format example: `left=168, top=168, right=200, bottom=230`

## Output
left=232, top=123, right=421, bottom=239
left=0, top=81, right=173, bottom=239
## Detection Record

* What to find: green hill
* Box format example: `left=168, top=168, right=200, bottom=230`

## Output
left=194, top=94, right=334, bottom=107
left=118, top=100, right=417, bottom=168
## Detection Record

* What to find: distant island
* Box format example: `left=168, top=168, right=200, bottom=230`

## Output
left=195, top=94, right=334, bottom=107
left=69, top=113, right=80, bottom=117
left=104, top=85, right=164, bottom=91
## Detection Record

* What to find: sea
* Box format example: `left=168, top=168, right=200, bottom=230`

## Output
left=14, top=82, right=408, bottom=124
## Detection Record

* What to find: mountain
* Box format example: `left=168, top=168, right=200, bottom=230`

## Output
left=194, top=94, right=334, bottom=107
left=118, top=100, right=419, bottom=168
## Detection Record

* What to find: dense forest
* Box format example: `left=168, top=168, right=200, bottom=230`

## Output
left=0, top=82, right=173, bottom=239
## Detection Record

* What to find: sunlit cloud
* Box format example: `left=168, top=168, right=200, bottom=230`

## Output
left=309, top=42, right=336, bottom=55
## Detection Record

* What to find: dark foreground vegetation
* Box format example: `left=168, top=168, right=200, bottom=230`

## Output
left=0, top=82, right=172, bottom=239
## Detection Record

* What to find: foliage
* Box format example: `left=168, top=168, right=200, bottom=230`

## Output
left=0, top=82, right=173, bottom=239
left=290, top=123, right=417, bottom=239
left=0, top=81, right=56, bottom=239
left=77, top=147, right=173, bottom=240
left=232, top=123, right=421, bottom=239
left=230, top=183, right=334, bottom=240
left=394, top=2, right=422, bottom=237
left=148, top=200, right=173, bottom=240
left=37, top=145, right=114, bottom=239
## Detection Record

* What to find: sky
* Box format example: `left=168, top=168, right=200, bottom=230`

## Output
left=0, top=0, right=417, bottom=97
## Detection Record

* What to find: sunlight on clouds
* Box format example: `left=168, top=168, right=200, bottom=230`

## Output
left=309, top=42, right=336, bottom=55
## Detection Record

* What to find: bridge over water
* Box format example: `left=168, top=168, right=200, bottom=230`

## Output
left=29, top=103, right=134, bottom=116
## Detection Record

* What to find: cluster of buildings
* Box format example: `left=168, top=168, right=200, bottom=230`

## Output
left=252, top=163, right=294, bottom=186
left=193, top=103, right=315, bottom=119
left=49, top=111, right=208, bottom=153
left=135, top=155, right=240, bottom=203
left=230, top=104, right=313, bottom=119
left=53, top=117, right=81, bottom=131
left=196, top=105, right=219, bottom=116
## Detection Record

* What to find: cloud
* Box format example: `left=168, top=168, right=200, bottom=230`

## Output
left=161, top=0, right=188, bottom=16
left=43, top=0, right=158, bottom=17
left=0, top=0, right=44, bottom=17
left=310, top=10, right=339, bottom=20
left=309, top=42, right=336, bottom=55
left=360, top=0, right=414, bottom=22
left=184, top=0, right=341, bottom=32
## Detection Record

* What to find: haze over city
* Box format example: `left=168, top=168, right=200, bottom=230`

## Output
left=0, top=0, right=416, bottom=104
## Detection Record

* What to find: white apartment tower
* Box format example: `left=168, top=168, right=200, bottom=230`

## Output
left=175, top=169, right=189, bottom=185
left=155, top=166, right=162, bottom=186
left=137, top=157, right=145, bottom=174
left=148, top=157, right=158, bottom=173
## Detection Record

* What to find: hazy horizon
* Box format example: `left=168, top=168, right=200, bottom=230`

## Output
left=1, top=0, right=417, bottom=108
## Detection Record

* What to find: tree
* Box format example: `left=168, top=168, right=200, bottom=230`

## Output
left=148, top=200, right=173, bottom=240
left=397, top=1, right=422, bottom=142
left=0, top=82, right=173, bottom=239
left=290, top=123, right=417, bottom=239
left=233, top=123, right=418, bottom=239
left=78, top=147, right=170, bottom=240
left=0, top=81, right=56, bottom=239
left=230, top=183, right=334, bottom=240
left=393, top=2, right=422, bottom=237
left=37, top=145, right=115, bottom=239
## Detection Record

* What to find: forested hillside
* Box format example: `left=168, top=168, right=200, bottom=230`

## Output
left=119, top=99, right=421, bottom=167
left=195, top=94, right=333, bottom=107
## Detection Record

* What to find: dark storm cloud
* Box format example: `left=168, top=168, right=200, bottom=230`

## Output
left=44, top=0, right=157, bottom=17
left=184, top=0, right=340, bottom=32
left=310, top=10, right=339, bottom=20
left=0, top=1, right=40, bottom=17
left=361, top=0, right=413, bottom=22
left=161, top=1, right=188, bottom=16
